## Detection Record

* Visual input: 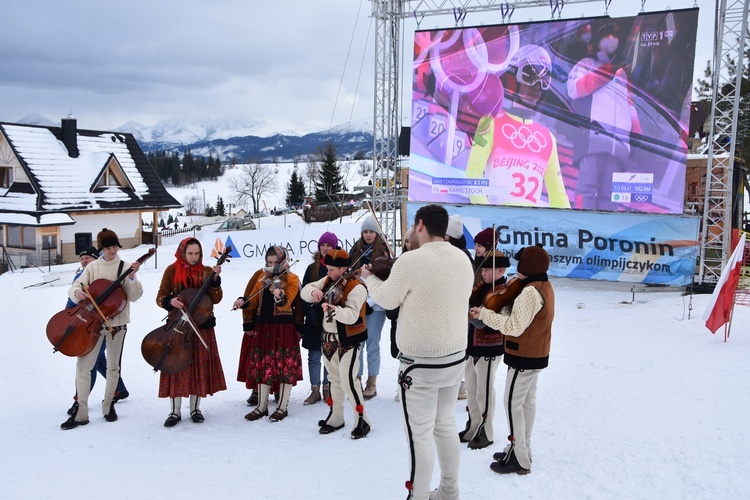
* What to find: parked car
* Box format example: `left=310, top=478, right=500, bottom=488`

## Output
left=214, top=217, right=257, bottom=232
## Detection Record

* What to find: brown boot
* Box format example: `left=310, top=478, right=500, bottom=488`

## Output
left=304, top=385, right=321, bottom=405
left=363, top=376, right=377, bottom=400
left=322, top=384, right=331, bottom=401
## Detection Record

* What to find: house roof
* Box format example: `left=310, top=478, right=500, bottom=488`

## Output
left=0, top=121, right=180, bottom=221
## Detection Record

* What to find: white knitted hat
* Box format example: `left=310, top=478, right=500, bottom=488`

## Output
left=446, top=214, right=463, bottom=239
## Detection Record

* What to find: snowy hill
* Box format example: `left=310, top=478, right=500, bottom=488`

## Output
left=15, top=113, right=374, bottom=163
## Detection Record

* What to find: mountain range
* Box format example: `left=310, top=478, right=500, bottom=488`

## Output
left=16, top=114, right=375, bottom=163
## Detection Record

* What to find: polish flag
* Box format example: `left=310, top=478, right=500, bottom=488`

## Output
left=702, top=233, right=747, bottom=336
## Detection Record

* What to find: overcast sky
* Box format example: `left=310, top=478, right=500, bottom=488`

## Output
left=0, top=0, right=719, bottom=132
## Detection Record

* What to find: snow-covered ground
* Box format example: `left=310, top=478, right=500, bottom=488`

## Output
left=2, top=206, right=749, bottom=499
left=3, top=164, right=749, bottom=499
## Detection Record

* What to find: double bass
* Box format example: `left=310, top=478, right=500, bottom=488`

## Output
left=46, top=248, right=155, bottom=357
left=141, top=247, right=231, bottom=374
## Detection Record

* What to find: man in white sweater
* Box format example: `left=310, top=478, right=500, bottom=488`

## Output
left=61, top=229, right=143, bottom=430
left=362, top=204, right=473, bottom=500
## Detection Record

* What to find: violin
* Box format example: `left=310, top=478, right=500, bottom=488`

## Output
left=370, top=255, right=396, bottom=281
left=231, top=261, right=297, bottom=311
left=322, top=269, right=358, bottom=323
left=141, top=247, right=231, bottom=374
left=266, top=277, right=286, bottom=304
left=469, top=277, right=524, bottom=329
left=46, top=248, right=155, bottom=357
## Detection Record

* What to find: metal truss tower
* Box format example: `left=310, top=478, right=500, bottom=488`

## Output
left=699, top=0, right=749, bottom=284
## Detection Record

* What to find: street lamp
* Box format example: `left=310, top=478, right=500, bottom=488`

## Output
left=202, top=189, right=206, bottom=214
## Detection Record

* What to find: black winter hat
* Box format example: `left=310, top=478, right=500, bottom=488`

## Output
left=515, top=244, right=550, bottom=276
left=78, top=246, right=100, bottom=259
left=479, top=251, right=511, bottom=269
left=97, top=228, right=122, bottom=251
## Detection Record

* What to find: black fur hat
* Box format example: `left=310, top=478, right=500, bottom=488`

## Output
left=479, top=251, right=511, bottom=269
left=96, top=228, right=121, bottom=251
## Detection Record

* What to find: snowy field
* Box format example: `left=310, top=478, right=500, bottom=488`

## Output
left=1, top=209, right=749, bottom=499
left=2, top=163, right=749, bottom=499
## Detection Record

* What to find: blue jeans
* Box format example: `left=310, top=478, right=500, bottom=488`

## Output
left=358, top=310, right=387, bottom=378
left=307, top=349, right=329, bottom=387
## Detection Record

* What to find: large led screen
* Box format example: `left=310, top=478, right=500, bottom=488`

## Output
left=409, top=9, right=699, bottom=214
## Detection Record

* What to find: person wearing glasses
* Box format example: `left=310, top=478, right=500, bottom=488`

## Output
left=465, top=44, right=570, bottom=209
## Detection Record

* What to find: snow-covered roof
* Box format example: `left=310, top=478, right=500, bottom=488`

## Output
left=0, top=121, right=180, bottom=218
left=0, top=211, right=75, bottom=226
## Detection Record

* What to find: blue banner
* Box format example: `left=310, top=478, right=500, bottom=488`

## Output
left=406, top=203, right=700, bottom=285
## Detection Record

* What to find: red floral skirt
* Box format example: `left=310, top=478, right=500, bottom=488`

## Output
left=240, top=322, right=302, bottom=390
left=158, top=327, right=227, bottom=398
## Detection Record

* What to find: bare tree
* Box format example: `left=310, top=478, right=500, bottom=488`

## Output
left=229, top=160, right=278, bottom=214
left=303, top=153, right=319, bottom=196
left=182, top=195, right=201, bottom=215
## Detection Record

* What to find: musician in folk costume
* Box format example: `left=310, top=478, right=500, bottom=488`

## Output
left=234, top=246, right=303, bottom=422
left=362, top=204, right=473, bottom=500
left=61, top=229, right=143, bottom=430
left=461, top=251, right=510, bottom=450
left=300, top=249, right=371, bottom=439
left=156, top=237, right=227, bottom=427
left=470, top=245, right=555, bottom=475
left=65, top=246, right=130, bottom=419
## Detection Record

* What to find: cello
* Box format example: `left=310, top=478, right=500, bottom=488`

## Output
left=141, top=247, right=231, bottom=374
left=46, top=248, right=155, bottom=357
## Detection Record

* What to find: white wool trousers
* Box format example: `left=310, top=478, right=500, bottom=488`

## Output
left=398, top=350, right=465, bottom=500
left=74, top=326, right=126, bottom=421
left=464, top=355, right=500, bottom=442
left=322, top=343, right=370, bottom=430
left=502, top=366, right=540, bottom=469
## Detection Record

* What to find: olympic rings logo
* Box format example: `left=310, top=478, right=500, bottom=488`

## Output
left=634, top=194, right=649, bottom=203
left=501, top=123, right=548, bottom=153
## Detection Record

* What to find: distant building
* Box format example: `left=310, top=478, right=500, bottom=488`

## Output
left=0, top=116, right=180, bottom=269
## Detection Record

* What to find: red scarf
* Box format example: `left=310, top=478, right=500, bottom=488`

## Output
left=173, top=237, right=205, bottom=289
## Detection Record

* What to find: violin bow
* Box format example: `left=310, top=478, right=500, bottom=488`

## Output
left=472, top=224, right=499, bottom=284
left=232, top=259, right=300, bottom=310
left=80, top=284, right=115, bottom=331
left=178, top=308, right=209, bottom=349
left=364, top=200, right=394, bottom=258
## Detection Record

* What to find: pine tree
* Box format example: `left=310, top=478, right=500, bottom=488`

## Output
left=167, top=214, right=174, bottom=225
left=216, top=196, right=226, bottom=216
left=287, top=170, right=306, bottom=206
left=695, top=32, right=750, bottom=163
left=314, top=144, right=343, bottom=203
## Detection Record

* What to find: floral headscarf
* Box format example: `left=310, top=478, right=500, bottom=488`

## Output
left=263, top=245, right=289, bottom=276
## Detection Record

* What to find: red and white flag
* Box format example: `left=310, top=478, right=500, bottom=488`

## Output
left=702, top=233, right=747, bottom=335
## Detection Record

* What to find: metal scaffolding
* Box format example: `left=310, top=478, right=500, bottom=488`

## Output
left=699, top=0, right=749, bottom=284
left=371, top=0, right=747, bottom=282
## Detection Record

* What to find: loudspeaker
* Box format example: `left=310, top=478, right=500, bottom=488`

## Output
left=74, top=232, right=93, bottom=255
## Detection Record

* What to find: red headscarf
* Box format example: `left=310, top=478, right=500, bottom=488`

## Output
left=174, top=237, right=205, bottom=288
